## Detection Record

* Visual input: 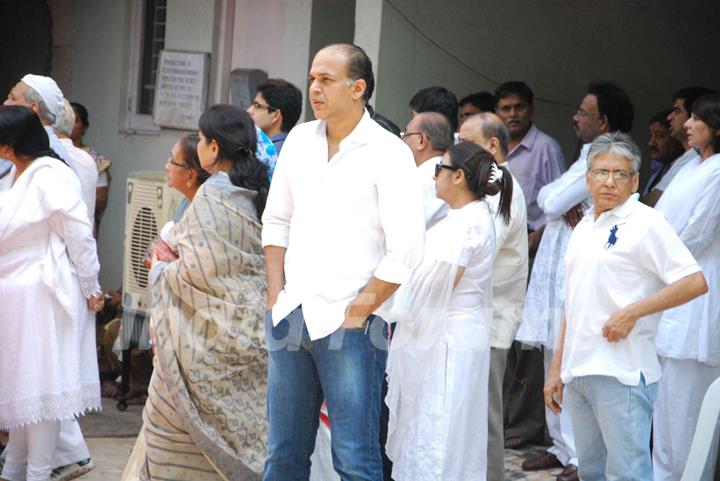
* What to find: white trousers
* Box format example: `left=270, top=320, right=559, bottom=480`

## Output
left=545, top=349, right=578, bottom=467
left=653, top=356, right=720, bottom=481
left=52, top=419, right=90, bottom=468
left=1, top=420, right=61, bottom=481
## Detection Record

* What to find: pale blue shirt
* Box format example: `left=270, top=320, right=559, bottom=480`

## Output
left=506, top=124, right=566, bottom=230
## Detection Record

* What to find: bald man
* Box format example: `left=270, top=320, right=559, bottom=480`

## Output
left=459, top=113, right=529, bottom=481
left=402, top=112, right=453, bottom=228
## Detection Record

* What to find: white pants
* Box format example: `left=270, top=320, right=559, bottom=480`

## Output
left=1, top=420, right=61, bottom=481
left=545, top=349, right=577, bottom=466
left=0, top=420, right=88, bottom=469
left=653, top=356, right=720, bottom=481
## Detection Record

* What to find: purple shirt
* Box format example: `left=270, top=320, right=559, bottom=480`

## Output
left=506, top=124, right=566, bottom=230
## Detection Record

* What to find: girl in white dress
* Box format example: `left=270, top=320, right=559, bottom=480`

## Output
left=385, top=142, right=514, bottom=481
left=653, top=92, right=720, bottom=481
left=0, top=106, right=103, bottom=481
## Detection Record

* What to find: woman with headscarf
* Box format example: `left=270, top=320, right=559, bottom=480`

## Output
left=0, top=105, right=103, bottom=481
left=385, top=142, right=513, bottom=481
left=123, top=105, right=270, bottom=481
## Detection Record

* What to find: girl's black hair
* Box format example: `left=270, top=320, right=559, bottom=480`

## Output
left=178, top=133, right=210, bottom=185
left=446, top=141, right=513, bottom=224
left=0, top=105, right=64, bottom=162
left=70, top=101, right=89, bottom=128
left=198, top=104, right=270, bottom=218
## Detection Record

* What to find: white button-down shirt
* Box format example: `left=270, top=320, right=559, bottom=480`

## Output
left=416, top=155, right=448, bottom=229
left=562, top=195, right=700, bottom=386
left=262, top=110, right=425, bottom=340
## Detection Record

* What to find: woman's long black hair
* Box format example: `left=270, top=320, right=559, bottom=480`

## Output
left=446, top=141, right=513, bottom=224
left=198, top=104, right=270, bottom=218
left=0, top=105, right=63, bottom=162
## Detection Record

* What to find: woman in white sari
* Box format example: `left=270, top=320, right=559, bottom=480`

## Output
left=124, top=105, right=270, bottom=481
left=0, top=105, right=103, bottom=481
left=385, top=142, right=514, bottom=481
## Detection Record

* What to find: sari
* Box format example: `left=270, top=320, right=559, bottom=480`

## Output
left=125, top=172, right=268, bottom=481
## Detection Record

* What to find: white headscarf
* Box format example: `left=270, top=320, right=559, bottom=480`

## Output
left=21, top=74, right=64, bottom=119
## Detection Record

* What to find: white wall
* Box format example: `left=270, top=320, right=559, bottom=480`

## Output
left=231, top=0, right=313, bottom=108
left=375, top=0, right=720, bottom=165
left=69, top=0, right=217, bottom=288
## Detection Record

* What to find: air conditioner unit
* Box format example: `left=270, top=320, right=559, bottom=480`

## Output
left=122, top=171, right=183, bottom=316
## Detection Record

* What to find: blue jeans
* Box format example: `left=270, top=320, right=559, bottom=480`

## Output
left=263, top=307, right=388, bottom=481
left=565, top=374, right=658, bottom=481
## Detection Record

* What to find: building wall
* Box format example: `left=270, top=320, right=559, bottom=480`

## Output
left=68, top=0, right=218, bottom=288
left=375, top=0, right=720, bottom=166
left=231, top=0, right=313, bottom=112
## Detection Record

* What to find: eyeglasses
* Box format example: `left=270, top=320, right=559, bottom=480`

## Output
left=435, top=162, right=461, bottom=177
left=589, top=169, right=635, bottom=183
left=167, top=157, right=191, bottom=169
left=249, top=100, right=277, bottom=113
left=575, top=108, right=602, bottom=117
left=401, top=131, right=424, bottom=141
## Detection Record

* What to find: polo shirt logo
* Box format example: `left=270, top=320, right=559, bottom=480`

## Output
left=605, top=223, right=623, bottom=249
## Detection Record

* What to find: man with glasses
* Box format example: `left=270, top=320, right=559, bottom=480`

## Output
left=515, top=81, right=634, bottom=481
left=544, top=132, right=707, bottom=481
left=261, top=44, right=424, bottom=481
left=247, top=79, right=302, bottom=154
left=402, top=111, right=453, bottom=228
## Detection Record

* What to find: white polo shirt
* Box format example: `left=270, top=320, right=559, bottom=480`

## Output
left=262, top=110, right=425, bottom=340
left=561, top=194, right=700, bottom=386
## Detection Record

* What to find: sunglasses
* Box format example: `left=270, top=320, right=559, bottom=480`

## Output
left=434, top=163, right=461, bottom=177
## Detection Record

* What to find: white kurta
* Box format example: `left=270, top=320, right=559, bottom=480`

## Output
left=386, top=201, right=495, bottom=481
left=652, top=153, right=720, bottom=481
left=59, top=138, right=98, bottom=224
left=516, top=144, right=591, bottom=348
left=486, top=172, right=528, bottom=349
left=0, top=157, right=101, bottom=430
left=655, top=153, right=720, bottom=364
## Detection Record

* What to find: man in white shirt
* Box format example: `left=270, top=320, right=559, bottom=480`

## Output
left=261, top=44, right=425, bottom=481
left=55, top=100, right=98, bottom=224
left=402, top=111, right=453, bottom=228
left=544, top=132, right=707, bottom=481
left=516, top=81, right=636, bottom=481
left=458, top=113, right=528, bottom=481
left=643, top=86, right=712, bottom=207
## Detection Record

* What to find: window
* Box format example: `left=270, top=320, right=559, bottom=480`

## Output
left=122, top=0, right=167, bottom=133
left=138, top=0, right=166, bottom=115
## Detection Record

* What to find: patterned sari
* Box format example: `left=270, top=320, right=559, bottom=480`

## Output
left=124, top=173, right=267, bottom=481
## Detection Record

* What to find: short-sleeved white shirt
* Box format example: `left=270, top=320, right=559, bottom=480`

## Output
left=561, top=194, right=700, bottom=386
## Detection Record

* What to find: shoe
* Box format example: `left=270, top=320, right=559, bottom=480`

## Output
left=556, top=463, right=579, bottom=481
left=50, top=458, right=95, bottom=481
left=504, top=436, right=528, bottom=449
left=521, top=452, right=563, bottom=471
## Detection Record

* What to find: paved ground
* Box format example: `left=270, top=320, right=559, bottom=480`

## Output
left=75, top=398, right=559, bottom=480
left=77, top=438, right=559, bottom=481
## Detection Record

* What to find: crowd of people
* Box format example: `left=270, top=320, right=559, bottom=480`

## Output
left=0, top=41, right=717, bottom=481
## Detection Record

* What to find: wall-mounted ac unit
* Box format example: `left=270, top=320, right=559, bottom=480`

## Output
left=122, top=171, right=183, bottom=317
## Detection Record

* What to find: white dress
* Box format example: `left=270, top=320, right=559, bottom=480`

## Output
left=385, top=200, right=496, bottom=481
left=655, top=153, right=720, bottom=364
left=0, top=157, right=101, bottom=430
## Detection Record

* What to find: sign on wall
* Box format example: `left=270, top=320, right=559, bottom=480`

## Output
left=153, top=50, right=210, bottom=130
